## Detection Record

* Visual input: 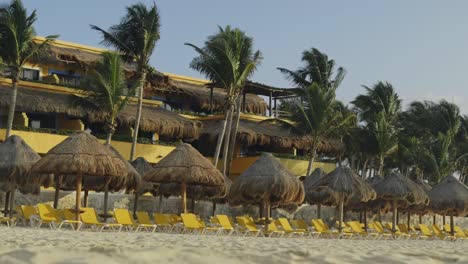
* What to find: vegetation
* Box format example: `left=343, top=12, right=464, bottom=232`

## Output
left=186, top=26, right=262, bottom=176
left=278, top=48, right=354, bottom=176
left=91, top=2, right=160, bottom=161
left=0, top=0, right=58, bottom=139
left=79, top=52, right=133, bottom=144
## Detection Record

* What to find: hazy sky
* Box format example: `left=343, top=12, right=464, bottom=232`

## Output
left=17, top=0, right=468, bottom=112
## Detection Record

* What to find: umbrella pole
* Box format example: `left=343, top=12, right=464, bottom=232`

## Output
left=317, top=204, right=321, bottom=219
left=75, top=175, right=82, bottom=221
left=433, top=215, right=436, bottom=225
left=407, top=213, right=410, bottom=229
left=133, top=192, right=139, bottom=218
left=53, top=176, right=61, bottom=209
left=3, top=191, right=10, bottom=217
left=212, top=201, right=216, bottom=217
left=103, top=181, right=109, bottom=222
left=259, top=203, right=263, bottom=218
left=8, top=189, right=15, bottom=219
left=392, top=200, right=397, bottom=233
left=338, top=196, right=344, bottom=233
left=419, top=213, right=422, bottom=224
left=442, top=214, right=446, bottom=226
left=190, top=199, right=195, bottom=214
left=158, top=194, right=163, bottom=213
left=396, top=211, right=399, bottom=225
left=364, top=210, right=367, bottom=231
left=264, top=200, right=270, bottom=232
left=83, top=190, right=89, bottom=207
left=181, top=181, right=187, bottom=214
left=450, top=212, right=454, bottom=236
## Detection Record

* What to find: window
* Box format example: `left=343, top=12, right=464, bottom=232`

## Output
left=21, top=68, right=40, bottom=81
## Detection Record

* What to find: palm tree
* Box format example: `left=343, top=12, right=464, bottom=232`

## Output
left=185, top=26, right=262, bottom=174
left=0, top=0, right=58, bottom=139
left=278, top=48, right=347, bottom=176
left=352, top=82, right=401, bottom=175
left=79, top=52, right=133, bottom=144
left=91, top=2, right=160, bottom=161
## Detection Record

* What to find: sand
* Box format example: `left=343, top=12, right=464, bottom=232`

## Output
left=0, top=226, right=466, bottom=264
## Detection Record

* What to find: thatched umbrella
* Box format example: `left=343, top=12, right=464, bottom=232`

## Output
left=312, top=166, right=376, bottom=232
left=428, top=175, right=468, bottom=235
left=228, top=153, right=304, bottom=228
left=0, top=135, right=50, bottom=218
left=131, top=157, right=158, bottom=216
left=303, top=168, right=330, bottom=218
left=32, top=131, right=127, bottom=220
left=372, top=172, right=429, bottom=233
left=404, top=178, right=432, bottom=225
left=144, top=143, right=225, bottom=213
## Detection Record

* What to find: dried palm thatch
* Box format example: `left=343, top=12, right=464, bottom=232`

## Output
left=0, top=135, right=48, bottom=193
left=429, top=175, right=468, bottom=217
left=303, top=168, right=330, bottom=204
left=0, top=87, right=200, bottom=140
left=163, top=80, right=268, bottom=114
left=312, top=166, right=376, bottom=231
left=32, top=131, right=128, bottom=220
left=201, top=120, right=344, bottom=156
left=372, top=172, right=429, bottom=207
left=404, top=178, right=432, bottom=215
left=132, top=157, right=158, bottom=196
left=228, top=153, right=304, bottom=207
left=144, top=143, right=225, bottom=213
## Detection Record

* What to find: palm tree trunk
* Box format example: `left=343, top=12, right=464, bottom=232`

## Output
left=105, top=117, right=115, bottom=145
left=213, top=110, right=231, bottom=167
left=378, top=154, right=384, bottom=176
left=5, top=76, right=19, bottom=139
left=222, top=106, right=234, bottom=176
left=130, top=70, right=147, bottom=161
left=226, top=96, right=242, bottom=177
left=306, top=145, right=318, bottom=176
left=362, top=158, right=369, bottom=178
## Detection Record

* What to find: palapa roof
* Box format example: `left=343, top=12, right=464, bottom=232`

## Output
left=312, top=166, right=376, bottom=205
left=144, top=143, right=226, bottom=188
left=201, top=119, right=344, bottom=155
left=32, top=132, right=128, bottom=181
left=132, top=157, right=159, bottom=196
left=372, top=172, right=429, bottom=207
left=404, top=178, right=432, bottom=214
left=0, top=135, right=51, bottom=193
left=228, top=153, right=305, bottom=207
left=0, top=86, right=200, bottom=140
left=428, top=175, right=468, bottom=216
left=303, top=168, right=333, bottom=205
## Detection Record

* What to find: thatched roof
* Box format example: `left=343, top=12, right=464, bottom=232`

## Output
left=160, top=79, right=268, bottom=115
left=372, top=172, right=429, bottom=207
left=144, top=143, right=225, bottom=188
left=0, top=135, right=51, bottom=193
left=132, top=157, right=159, bottom=196
left=0, top=86, right=200, bottom=139
left=32, top=132, right=128, bottom=181
left=404, top=178, right=432, bottom=214
left=312, top=166, right=376, bottom=205
left=201, top=119, right=344, bottom=156
left=303, top=168, right=333, bottom=205
left=228, top=153, right=305, bottom=207
left=428, top=175, right=468, bottom=216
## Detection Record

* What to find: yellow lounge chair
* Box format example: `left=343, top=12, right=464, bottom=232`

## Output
left=443, top=224, right=467, bottom=239
left=36, top=204, right=81, bottom=230
left=418, top=224, right=445, bottom=240
left=431, top=224, right=456, bottom=240
left=154, top=213, right=178, bottom=232
left=80, top=208, right=122, bottom=232
left=265, top=221, right=286, bottom=238
left=347, top=221, right=380, bottom=240
left=311, top=219, right=352, bottom=239
left=395, top=223, right=419, bottom=239
left=20, top=205, right=38, bottom=226
left=291, top=219, right=310, bottom=231
left=372, top=222, right=396, bottom=240
left=114, top=209, right=157, bottom=232
left=136, top=211, right=159, bottom=231
left=180, top=213, right=221, bottom=235
left=235, top=216, right=262, bottom=237
left=215, top=215, right=238, bottom=236
left=277, top=218, right=308, bottom=237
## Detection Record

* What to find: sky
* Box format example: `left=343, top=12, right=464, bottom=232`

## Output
left=15, top=0, right=468, bottom=113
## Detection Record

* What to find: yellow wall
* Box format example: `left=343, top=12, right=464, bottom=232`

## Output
left=225, top=156, right=336, bottom=178
left=56, top=115, right=84, bottom=130
left=0, top=129, right=175, bottom=163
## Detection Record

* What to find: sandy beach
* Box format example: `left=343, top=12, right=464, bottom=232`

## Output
left=0, top=226, right=466, bottom=264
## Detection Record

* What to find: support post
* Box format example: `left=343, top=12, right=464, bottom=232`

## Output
left=103, top=181, right=109, bottom=222
left=53, top=176, right=61, bottom=209
left=181, top=181, right=187, bottom=214
left=269, top=91, right=272, bottom=117
left=83, top=190, right=89, bottom=207
left=8, top=189, right=15, bottom=219
left=212, top=201, right=217, bottom=216
left=75, top=175, right=82, bottom=221
left=317, top=204, right=321, bottom=219
left=338, top=196, right=344, bottom=233
left=158, top=195, right=163, bottom=213
left=209, top=86, right=214, bottom=114
left=4, top=191, right=10, bottom=217
left=242, top=91, right=246, bottom=112
left=274, top=98, right=277, bottom=117
left=407, top=213, right=411, bottom=229
left=392, top=200, right=398, bottom=233
left=450, top=212, right=454, bottom=236
left=133, top=192, right=139, bottom=218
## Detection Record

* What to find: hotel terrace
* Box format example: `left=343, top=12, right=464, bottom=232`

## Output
left=0, top=37, right=341, bottom=178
